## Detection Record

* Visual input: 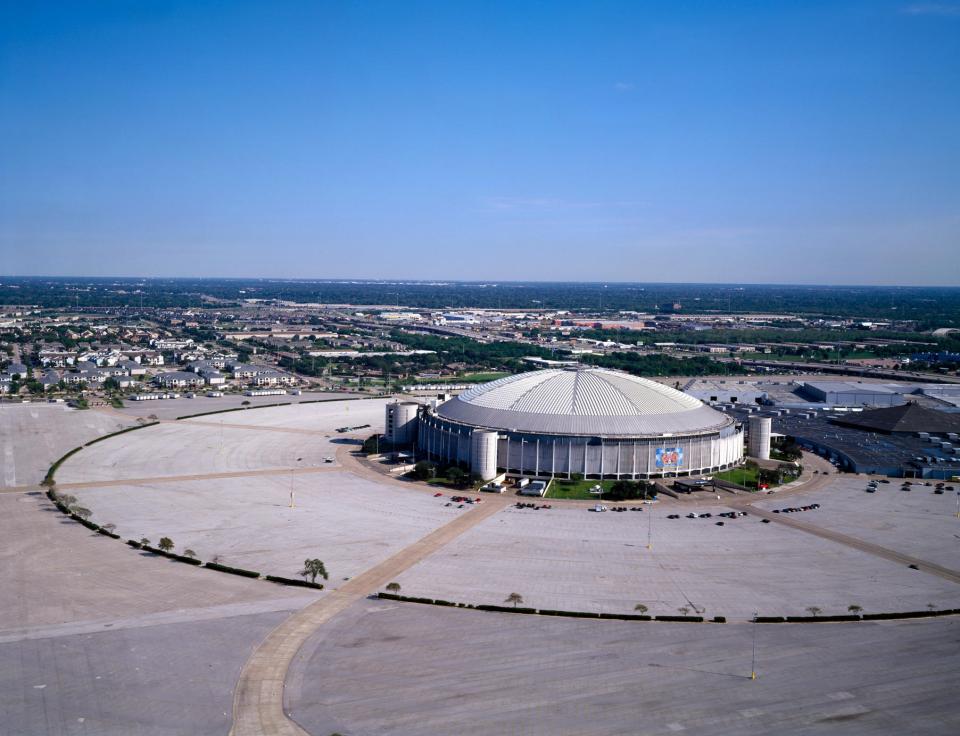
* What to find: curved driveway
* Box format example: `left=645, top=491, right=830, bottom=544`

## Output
left=230, top=496, right=510, bottom=736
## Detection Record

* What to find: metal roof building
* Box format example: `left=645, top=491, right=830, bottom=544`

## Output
left=797, top=381, right=907, bottom=407
left=418, top=368, right=743, bottom=480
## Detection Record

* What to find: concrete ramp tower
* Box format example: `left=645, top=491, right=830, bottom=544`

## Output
left=385, top=401, right=419, bottom=445
left=748, top=416, right=772, bottom=460
left=470, top=430, right=499, bottom=480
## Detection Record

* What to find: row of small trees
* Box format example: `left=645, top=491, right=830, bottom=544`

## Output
left=382, top=584, right=887, bottom=619
left=53, top=491, right=330, bottom=582
left=383, top=583, right=527, bottom=609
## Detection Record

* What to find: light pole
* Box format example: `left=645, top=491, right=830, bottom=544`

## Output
left=751, top=610, right=759, bottom=680
left=646, top=506, right=652, bottom=550
left=289, top=457, right=302, bottom=508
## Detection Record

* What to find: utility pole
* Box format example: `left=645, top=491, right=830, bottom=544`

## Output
left=751, top=610, right=759, bottom=680
left=289, top=457, right=302, bottom=508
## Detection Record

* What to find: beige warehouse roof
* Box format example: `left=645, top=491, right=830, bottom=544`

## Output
left=436, top=368, right=735, bottom=437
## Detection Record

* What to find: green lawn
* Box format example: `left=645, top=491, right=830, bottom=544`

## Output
left=411, top=372, right=509, bottom=384
left=462, top=371, right=510, bottom=382
left=712, top=466, right=761, bottom=488
left=546, top=479, right=618, bottom=500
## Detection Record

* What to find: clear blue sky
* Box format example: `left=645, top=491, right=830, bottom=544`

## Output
left=1, top=1, right=958, bottom=285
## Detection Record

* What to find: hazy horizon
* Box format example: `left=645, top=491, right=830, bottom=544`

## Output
left=2, top=1, right=958, bottom=286
left=5, top=274, right=960, bottom=290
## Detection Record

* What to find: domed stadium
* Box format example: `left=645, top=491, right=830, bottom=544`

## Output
left=416, top=367, right=744, bottom=480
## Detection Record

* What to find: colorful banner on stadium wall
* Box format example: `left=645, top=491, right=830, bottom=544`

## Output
left=655, top=447, right=683, bottom=468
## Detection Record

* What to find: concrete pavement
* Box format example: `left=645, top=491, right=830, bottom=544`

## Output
left=229, top=496, right=511, bottom=736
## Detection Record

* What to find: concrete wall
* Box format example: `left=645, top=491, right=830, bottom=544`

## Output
left=418, top=412, right=744, bottom=479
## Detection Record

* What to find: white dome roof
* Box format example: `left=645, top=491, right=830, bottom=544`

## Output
left=436, top=368, right=733, bottom=437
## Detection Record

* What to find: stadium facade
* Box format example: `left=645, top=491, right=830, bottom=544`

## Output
left=407, top=367, right=744, bottom=480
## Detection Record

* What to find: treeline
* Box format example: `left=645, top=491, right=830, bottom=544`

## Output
left=280, top=331, right=738, bottom=378
left=574, top=328, right=960, bottom=356
left=581, top=352, right=741, bottom=377
left=389, top=331, right=558, bottom=374
left=4, top=278, right=960, bottom=326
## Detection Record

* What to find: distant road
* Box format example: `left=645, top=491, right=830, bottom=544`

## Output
left=737, top=359, right=960, bottom=383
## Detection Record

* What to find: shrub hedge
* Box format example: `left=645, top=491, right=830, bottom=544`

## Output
left=598, top=613, right=652, bottom=621
left=264, top=575, right=323, bottom=589
left=299, top=397, right=364, bottom=405
left=373, top=593, right=960, bottom=623
left=68, top=514, right=99, bottom=531
left=84, top=422, right=158, bottom=447
left=402, top=596, right=438, bottom=605
left=174, top=402, right=292, bottom=421
left=166, top=553, right=202, bottom=566
left=44, top=446, right=84, bottom=485
left=863, top=610, right=938, bottom=621
left=538, top=609, right=601, bottom=619
left=204, top=562, right=260, bottom=578
left=140, top=545, right=200, bottom=566
left=476, top=604, right=537, bottom=614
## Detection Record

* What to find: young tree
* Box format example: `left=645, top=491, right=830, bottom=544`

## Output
left=183, top=549, right=198, bottom=559
left=678, top=606, right=691, bottom=616
left=634, top=604, right=648, bottom=614
left=158, top=537, right=174, bottom=552
left=504, top=592, right=524, bottom=609
left=445, top=467, right=467, bottom=486
left=411, top=461, right=436, bottom=481
left=806, top=606, right=822, bottom=618
left=300, top=558, right=329, bottom=584
left=72, top=507, right=92, bottom=520
left=385, top=582, right=401, bottom=595
left=140, top=537, right=151, bottom=546
left=101, top=523, right=116, bottom=533
left=847, top=604, right=863, bottom=614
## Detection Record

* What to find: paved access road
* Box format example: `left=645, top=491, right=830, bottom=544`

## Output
left=230, top=495, right=512, bottom=736
left=737, top=502, right=960, bottom=584
left=288, top=601, right=960, bottom=736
